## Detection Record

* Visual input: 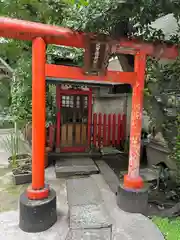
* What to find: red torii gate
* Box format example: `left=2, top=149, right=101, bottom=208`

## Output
left=0, top=17, right=178, bottom=232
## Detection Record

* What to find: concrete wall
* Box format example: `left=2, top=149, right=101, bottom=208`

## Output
left=93, top=96, right=125, bottom=114
left=107, top=58, right=123, bottom=71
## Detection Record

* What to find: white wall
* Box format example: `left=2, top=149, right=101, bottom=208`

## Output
left=107, top=58, right=123, bottom=71
left=93, top=96, right=125, bottom=114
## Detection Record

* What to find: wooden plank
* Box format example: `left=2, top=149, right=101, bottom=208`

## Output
left=46, top=64, right=136, bottom=85
left=67, top=124, right=73, bottom=145
left=75, top=124, right=81, bottom=145
left=61, top=124, right=67, bottom=145
left=81, top=124, right=87, bottom=145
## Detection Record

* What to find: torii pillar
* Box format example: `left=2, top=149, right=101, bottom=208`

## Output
left=19, top=38, right=57, bottom=233
left=116, top=52, right=149, bottom=214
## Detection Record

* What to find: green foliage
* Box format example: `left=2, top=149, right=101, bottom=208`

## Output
left=10, top=53, right=32, bottom=122
left=0, top=77, right=11, bottom=112
left=1, top=122, right=20, bottom=168
left=63, top=0, right=180, bottom=38
left=0, top=0, right=67, bottom=123
left=47, top=45, right=84, bottom=66
left=0, top=0, right=66, bottom=24
left=153, top=217, right=180, bottom=240
left=145, top=55, right=180, bottom=151
left=171, top=115, right=180, bottom=181
left=46, top=84, right=57, bottom=126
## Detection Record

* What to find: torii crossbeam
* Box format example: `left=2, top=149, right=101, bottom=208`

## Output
left=0, top=17, right=178, bottom=232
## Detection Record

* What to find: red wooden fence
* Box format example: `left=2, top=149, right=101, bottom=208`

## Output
left=47, top=113, right=126, bottom=150
left=92, top=113, right=126, bottom=148
left=48, top=124, right=55, bottom=149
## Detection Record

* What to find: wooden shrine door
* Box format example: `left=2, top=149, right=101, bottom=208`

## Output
left=57, top=88, right=92, bottom=152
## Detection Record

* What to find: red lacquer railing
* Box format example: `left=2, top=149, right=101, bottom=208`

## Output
left=47, top=124, right=55, bottom=149
left=92, top=113, right=126, bottom=148
left=47, top=113, right=126, bottom=150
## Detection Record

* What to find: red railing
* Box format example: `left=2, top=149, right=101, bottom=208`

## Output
left=47, top=113, right=126, bottom=150
left=92, top=113, right=126, bottom=148
left=47, top=124, right=56, bottom=149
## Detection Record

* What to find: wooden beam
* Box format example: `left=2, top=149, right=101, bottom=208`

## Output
left=112, top=39, right=178, bottom=59
left=117, top=55, right=134, bottom=72
left=45, top=64, right=136, bottom=85
left=0, top=17, right=178, bottom=59
left=0, top=17, right=85, bottom=48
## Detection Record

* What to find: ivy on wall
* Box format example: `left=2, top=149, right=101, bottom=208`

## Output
left=171, top=115, right=180, bottom=180
left=10, top=52, right=32, bottom=123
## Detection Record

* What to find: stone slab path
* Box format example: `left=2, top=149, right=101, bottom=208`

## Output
left=96, top=160, right=120, bottom=194
left=55, top=157, right=99, bottom=178
left=66, top=176, right=112, bottom=239
left=91, top=174, right=164, bottom=240
left=66, top=228, right=111, bottom=240
left=0, top=129, right=165, bottom=240
left=0, top=166, right=69, bottom=240
left=0, top=167, right=164, bottom=240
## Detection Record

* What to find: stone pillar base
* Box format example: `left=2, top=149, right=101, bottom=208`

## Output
left=19, top=188, right=57, bottom=233
left=116, top=182, right=148, bottom=215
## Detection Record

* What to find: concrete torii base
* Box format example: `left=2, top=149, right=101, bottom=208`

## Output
left=116, top=182, right=149, bottom=215
left=19, top=188, right=57, bottom=233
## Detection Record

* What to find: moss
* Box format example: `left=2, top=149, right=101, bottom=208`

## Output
left=0, top=168, right=9, bottom=177
left=153, top=217, right=180, bottom=240
left=0, top=167, right=29, bottom=213
left=4, top=184, right=28, bottom=195
left=0, top=184, right=28, bottom=213
left=0, top=206, right=14, bottom=212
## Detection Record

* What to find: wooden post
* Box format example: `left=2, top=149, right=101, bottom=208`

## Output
left=56, top=85, right=61, bottom=152
left=93, top=113, right=97, bottom=146
left=27, top=37, right=49, bottom=200
left=49, top=125, right=54, bottom=149
left=87, top=89, right=92, bottom=147
left=124, top=52, right=146, bottom=189
left=108, top=114, right=112, bottom=146
left=98, top=113, right=102, bottom=148
left=117, top=114, right=121, bottom=145
left=112, top=114, right=116, bottom=146
left=103, top=114, right=107, bottom=146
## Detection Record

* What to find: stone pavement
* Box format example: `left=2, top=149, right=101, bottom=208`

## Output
left=96, top=160, right=120, bottom=194
left=91, top=174, right=164, bottom=240
left=0, top=130, right=164, bottom=240
left=0, top=166, right=164, bottom=240
left=66, top=177, right=112, bottom=239
left=0, top=166, right=69, bottom=240
left=55, top=157, right=99, bottom=178
left=96, top=160, right=159, bottom=195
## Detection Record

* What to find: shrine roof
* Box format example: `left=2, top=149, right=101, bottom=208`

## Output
left=46, top=76, right=121, bottom=87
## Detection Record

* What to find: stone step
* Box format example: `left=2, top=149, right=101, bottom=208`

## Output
left=49, top=151, right=101, bottom=159
left=95, top=160, right=120, bottom=194
left=69, top=203, right=112, bottom=230
left=67, top=177, right=102, bottom=206
left=101, top=146, right=122, bottom=156
left=67, top=176, right=112, bottom=240
left=66, top=228, right=112, bottom=240
left=55, top=157, right=99, bottom=178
